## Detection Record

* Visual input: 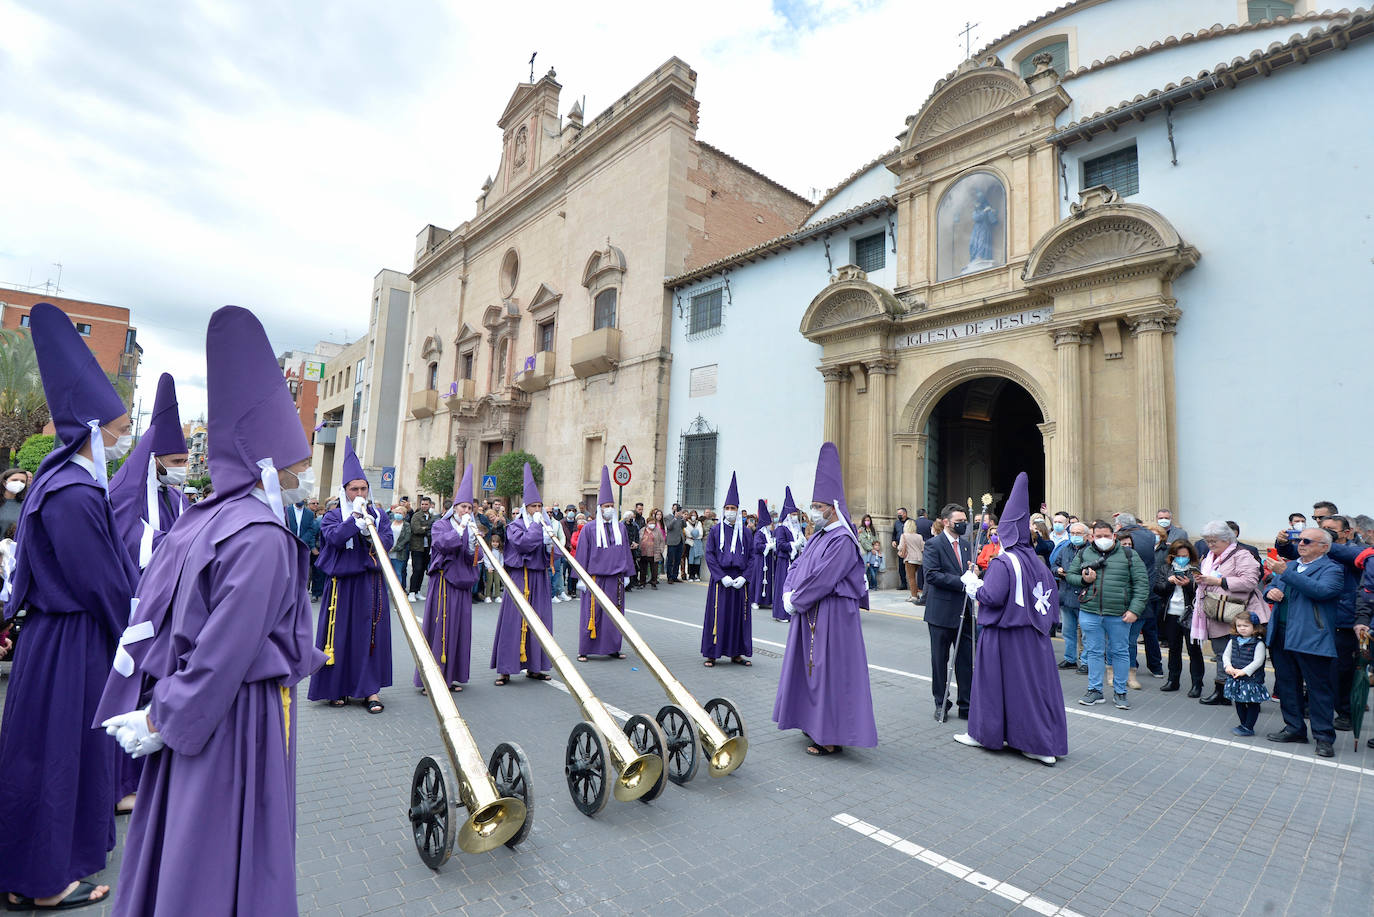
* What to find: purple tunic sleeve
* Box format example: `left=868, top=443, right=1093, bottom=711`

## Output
left=786, top=532, right=847, bottom=614
left=319, top=508, right=355, bottom=547
left=148, top=528, right=298, bottom=757
left=40, top=483, right=135, bottom=637
left=975, top=556, right=1013, bottom=626
left=704, top=528, right=725, bottom=580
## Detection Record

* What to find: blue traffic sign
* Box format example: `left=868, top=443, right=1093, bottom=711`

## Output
left=481, top=474, right=497, bottom=492
left=380, top=466, right=396, bottom=490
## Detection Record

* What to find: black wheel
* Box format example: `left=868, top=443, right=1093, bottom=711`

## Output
left=408, top=756, right=457, bottom=869
left=704, top=697, right=746, bottom=740
left=656, top=703, right=701, bottom=785
left=487, top=742, right=534, bottom=848
left=623, top=714, right=669, bottom=803
left=564, top=722, right=609, bottom=816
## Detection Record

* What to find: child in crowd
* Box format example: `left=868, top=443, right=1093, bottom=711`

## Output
left=1223, top=612, right=1268, bottom=736
left=482, top=532, right=506, bottom=603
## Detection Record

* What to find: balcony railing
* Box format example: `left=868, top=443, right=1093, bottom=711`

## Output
left=444, top=378, right=476, bottom=411
left=514, top=351, right=554, bottom=392
left=570, top=328, right=621, bottom=379
left=409, top=388, right=438, bottom=418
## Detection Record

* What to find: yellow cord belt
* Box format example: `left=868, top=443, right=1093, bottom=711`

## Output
left=439, top=578, right=448, bottom=664
left=519, top=569, right=529, bottom=663
left=324, top=577, right=339, bottom=665
left=712, top=581, right=719, bottom=639
left=588, top=585, right=597, bottom=640
left=280, top=685, right=292, bottom=744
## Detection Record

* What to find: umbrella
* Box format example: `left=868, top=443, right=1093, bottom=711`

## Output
left=1350, top=634, right=1371, bottom=751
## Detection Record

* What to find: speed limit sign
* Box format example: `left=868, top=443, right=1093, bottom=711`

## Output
left=613, top=464, right=632, bottom=487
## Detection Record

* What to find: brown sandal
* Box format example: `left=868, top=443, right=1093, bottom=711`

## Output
left=494, top=675, right=509, bottom=686
left=703, top=659, right=715, bottom=667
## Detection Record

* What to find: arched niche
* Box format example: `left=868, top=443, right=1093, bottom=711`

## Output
left=936, top=171, right=1008, bottom=280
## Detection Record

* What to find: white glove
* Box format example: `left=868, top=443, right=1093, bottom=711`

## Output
left=783, top=591, right=796, bottom=615
left=623, top=576, right=631, bottom=587
left=731, top=576, right=745, bottom=589
left=961, top=568, right=983, bottom=598
left=355, top=515, right=370, bottom=533
left=721, top=576, right=735, bottom=588
left=576, top=580, right=585, bottom=596
left=351, top=496, right=368, bottom=516
left=102, top=708, right=165, bottom=759
left=542, top=527, right=553, bottom=546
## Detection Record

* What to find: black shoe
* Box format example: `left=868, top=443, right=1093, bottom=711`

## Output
left=1199, top=689, right=1231, bottom=706
left=1076, top=664, right=1089, bottom=675
left=1187, top=683, right=1203, bottom=698
left=1266, top=730, right=1308, bottom=744
left=1160, top=680, right=1180, bottom=692
left=1334, top=714, right=1353, bottom=731
left=1058, top=659, right=1077, bottom=669
left=934, top=700, right=953, bottom=721
left=1315, top=741, right=1335, bottom=758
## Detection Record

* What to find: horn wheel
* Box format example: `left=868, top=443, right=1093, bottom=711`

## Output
left=655, top=704, right=701, bottom=785
left=408, top=755, right=457, bottom=869
left=564, top=722, right=609, bottom=816
left=622, top=714, right=669, bottom=802
left=704, top=697, right=746, bottom=740
left=487, top=742, right=534, bottom=848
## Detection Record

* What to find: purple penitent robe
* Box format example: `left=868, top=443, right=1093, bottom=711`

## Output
left=575, top=518, right=636, bottom=657
left=491, top=516, right=554, bottom=675
left=771, top=525, right=794, bottom=621
left=772, top=523, right=878, bottom=747
left=307, top=505, right=393, bottom=701
left=701, top=520, right=753, bottom=659
left=747, top=527, right=773, bottom=608
left=96, top=494, right=324, bottom=916
left=414, top=517, right=479, bottom=688
left=0, top=462, right=139, bottom=899
left=969, top=544, right=1069, bottom=758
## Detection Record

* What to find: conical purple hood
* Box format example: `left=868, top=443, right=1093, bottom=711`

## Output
left=999, top=471, right=1032, bottom=548
left=811, top=441, right=851, bottom=524
left=522, top=462, right=541, bottom=505
left=454, top=463, right=474, bottom=504
left=146, top=373, right=186, bottom=456
left=757, top=499, right=771, bottom=526
left=724, top=472, right=739, bottom=508
left=29, top=302, right=127, bottom=444
left=205, top=306, right=311, bottom=500
left=341, top=436, right=366, bottom=487
left=780, top=486, right=798, bottom=519
left=598, top=465, right=613, bottom=505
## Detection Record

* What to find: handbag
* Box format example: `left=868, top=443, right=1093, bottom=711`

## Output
left=1202, top=592, right=1246, bottom=624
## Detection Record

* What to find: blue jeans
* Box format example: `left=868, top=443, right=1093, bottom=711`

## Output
left=551, top=559, right=565, bottom=597
left=1128, top=612, right=1164, bottom=673
left=1060, top=603, right=1080, bottom=663
left=1080, top=611, right=1130, bottom=696
left=391, top=556, right=407, bottom=583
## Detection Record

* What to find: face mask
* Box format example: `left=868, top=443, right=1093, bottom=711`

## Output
left=952, top=521, right=968, bottom=536
left=807, top=507, right=826, bottom=527
left=1158, top=518, right=1171, bottom=528
left=158, top=466, right=188, bottom=487
left=1052, top=522, right=1065, bottom=534
left=723, top=510, right=738, bottom=524
left=104, top=432, right=133, bottom=462
left=1094, top=537, right=1115, bottom=552
left=601, top=507, right=615, bottom=521
left=4, top=480, right=23, bottom=495
left=1173, top=556, right=1189, bottom=570
left=1069, top=534, right=1085, bottom=547
left=989, top=534, right=999, bottom=544
left=392, top=512, right=405, bottom=520
left=279, top=467, right=314, bottom=505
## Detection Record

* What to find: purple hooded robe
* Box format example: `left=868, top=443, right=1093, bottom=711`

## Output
left=771, top=487, right=800, bottom=622
left=969, top=472, right=1069, bottom=758
left=94, top=305, right=324, bottom=916
left=772, top=443, right=877, bottom=747
left=0, top=303, right=139, bottom=900
left=307, top=503, right=393, bottom=700
left=491, top=464, right=554, bottom=675
left=701, top=473, right=753, bottom=659
left=414, top=465, right=479, bottom=688
left=575, top=467, right=635, bottom=657
left=746, top=499, right=774, bottom=609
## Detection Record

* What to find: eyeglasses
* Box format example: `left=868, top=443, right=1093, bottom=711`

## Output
left=1296, top=538, right=1318, bottom=545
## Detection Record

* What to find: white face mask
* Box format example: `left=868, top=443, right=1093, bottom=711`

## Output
left=158, top=466, right=188, bottom=487
left=600, top=506, right=615, bottom=521
left=105, top=432, right=133, bottom=462
left=723, top=509, right=738, bottom=524
left=280, top=467, right=315, bottom=505
left=807, top=507, right=827, bottom=527
left=1094, top=537, right=1115, bottom=552
left=1158, top=517, right=1171, bottom=528
left=4, top=480, right=23, bottom=495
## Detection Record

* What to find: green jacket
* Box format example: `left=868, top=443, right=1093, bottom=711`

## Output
left=1065, top=542, right=1148, bottom=617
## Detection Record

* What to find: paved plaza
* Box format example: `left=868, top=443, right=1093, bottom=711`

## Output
left=26, top=583, right=1374, bottom=916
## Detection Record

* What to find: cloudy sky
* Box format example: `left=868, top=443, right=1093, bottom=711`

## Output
left=0, top=0, right=1041, bottom=421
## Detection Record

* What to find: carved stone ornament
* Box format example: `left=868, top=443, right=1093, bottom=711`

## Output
left=1024, top=201, right=1192, bottom=282
left=816, top=291, right=880, bottom=329
left=906, top=66, right=1028, bottom=148
left=834, top=264, right=868, bottom=283
left=1070, top=184, right=1120, bottom=216
left=513, top=125, right=529, bottom=168
left=1032, top=51, right=1056, bottom=72
left=420, top=332, right=443, bottom=360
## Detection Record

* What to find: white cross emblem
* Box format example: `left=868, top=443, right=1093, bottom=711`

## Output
left=1033, top=581, right=1051, bottom=616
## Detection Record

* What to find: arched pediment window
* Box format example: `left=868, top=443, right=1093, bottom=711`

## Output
left=936, top=171, right=1007, bottom=281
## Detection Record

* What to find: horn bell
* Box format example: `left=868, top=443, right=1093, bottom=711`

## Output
left=611, top=752, right=665, bottom=802
left=457, top=797, right=528, bottom=854
left=706, top=736, right=748, bottom=778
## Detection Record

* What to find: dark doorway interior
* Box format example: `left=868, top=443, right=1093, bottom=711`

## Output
left=925, top=377, right=1045, bottom=518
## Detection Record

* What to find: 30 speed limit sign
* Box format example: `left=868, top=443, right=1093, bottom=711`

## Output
left=613, top=464, right=632, bottom=487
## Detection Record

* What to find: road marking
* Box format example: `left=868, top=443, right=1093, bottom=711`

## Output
left=832, top=813, right=1085, bottom=917
left=546, top=678, right=631, bottom=721
left=624, top=606, right=1374, bottom=776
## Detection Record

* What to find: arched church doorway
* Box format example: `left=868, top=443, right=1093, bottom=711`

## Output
left=924, top=376, right=1045, bottom=517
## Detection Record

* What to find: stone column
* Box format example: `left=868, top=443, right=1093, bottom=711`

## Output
left=820, top=366, right=847, bottom=447
left=1129, top=313, right=1174, bottom=515
left=1050, top=326, right=1087, bottom=514
left=866, top=360, right=894, bottom=516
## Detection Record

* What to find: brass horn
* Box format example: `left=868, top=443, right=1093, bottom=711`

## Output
left=551, top=537, right=748, bottom=782
left=360, top=517, right=528, bottom=864
left=474, top=532, right=665, bottom=813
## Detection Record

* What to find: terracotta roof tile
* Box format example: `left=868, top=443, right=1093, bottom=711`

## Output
left=802, top=147, right=899, bottom=222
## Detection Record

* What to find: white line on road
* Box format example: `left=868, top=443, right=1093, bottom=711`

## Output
left=832, top=813, right=1085, bottom=917
left=546, top=677, right=631, bottom=721
left=624, top=607, right=1374, bottom=777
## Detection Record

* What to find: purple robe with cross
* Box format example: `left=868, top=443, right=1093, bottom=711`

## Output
left=490, top=516, right=554, bottom=675
left=414, top=516, right=479, bottom=688
left=575, top=518, right=636, bottom=657
left=307, top=504, right=393, bottom=701
left=772, top=523, right=878, bottom=747
left=701, top=520, right=753, bottom=659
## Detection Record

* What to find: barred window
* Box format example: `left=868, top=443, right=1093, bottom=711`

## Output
left=1248, top=1, right=1293, bottom=23
left=593, top=289, right=617, bottom=330
left=853, top=232, right=886, bottom=273
left=689, top=289, right=723, bottom=334
left=1083, top=145, right=1139, bottom=197
left=680, top=432, right=717, bottom=509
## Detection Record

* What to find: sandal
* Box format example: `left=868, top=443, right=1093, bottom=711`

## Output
left=8, top=880, right=109, bottom=911
left=730, top=656, right=752, bottom=667
left=703, top=659, right=715, bottom=667
left=577, top=655, right=589, bottom=662
left=366, top=699, right=384, bottom=714
left=525, top=672, right=550, bottom=681
left=450, top=684, right=463, bottom=692
left=328, top=699, right=347, bottom=707
left=494, top=675, right=509, bottom=686
left=613, top=653, right=628, bottom=659
left=805, top=744, right=841, bottom=756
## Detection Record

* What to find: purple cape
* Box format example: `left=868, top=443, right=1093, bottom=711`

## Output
left=96, top=493, right=323, bottom=915
left=0, top=462, right=138, bottom=898
left=969, top=546, right=1069, bottom=757
left=575, top=520, right=635, bottom=656
left=701, top=520, right=753, bottom=658
left=308, top=505, right=393, bottom=700
left=772, top=524, right=877, bottom=747
left=490, top=517, right=554, bottom=674
left=413, top=518, right=479, bottom=687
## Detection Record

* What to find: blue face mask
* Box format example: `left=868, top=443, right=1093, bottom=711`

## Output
left=1069, top=534, right=1085, bottom=546
left=1173, top=556, right=1190, bottom=570
left=392, top=512, right=404, bottom=521
left=1052, top=522, right=1065, bottom=533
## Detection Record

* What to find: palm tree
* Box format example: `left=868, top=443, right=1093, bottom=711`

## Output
left=0, top=328, right=50, bottom=467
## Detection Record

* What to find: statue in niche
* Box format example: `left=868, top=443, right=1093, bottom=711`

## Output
left=961, top=188, right=1000, bottom=275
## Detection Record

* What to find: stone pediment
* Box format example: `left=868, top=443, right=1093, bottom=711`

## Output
left=454, top=322, right=481, bottom=347
left=800, top=272, right=902, bottom=342
left=527, top=283, right=562, bottom=319
left=1024, top=189, right=1198, bottom=285
left=904, top=60, right=1029, bottom=150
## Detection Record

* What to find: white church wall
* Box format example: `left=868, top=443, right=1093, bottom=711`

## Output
left=805, top=163, right=897, bottom=226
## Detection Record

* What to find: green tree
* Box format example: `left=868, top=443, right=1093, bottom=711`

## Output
left=16, top=434, right=56, bottom=472
left=0, top=329, right=51, bottom=466
left=187, top=475, right=212, bottom=495
left=486, top=450, right=543, bottom=508
left=417, top=454, right=457, bottom=505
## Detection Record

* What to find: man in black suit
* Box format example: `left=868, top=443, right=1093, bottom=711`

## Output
left=922, top=503, right=974, bottom=720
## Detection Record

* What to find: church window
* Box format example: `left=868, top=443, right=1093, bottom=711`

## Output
left=853, top=232, right=886, bottom=273
left=1083, top=145, right=1139, bottom=197
left=461, top=351, right=474, bottom=380
left=679, top=417, right=717, bottom=509
left=1018, top=39, right=1068, bottom=78
left=1247, top=1, right=1294, bottom=22
left=499, top=249, right=519, bottom=298
left=935, top=171, right=1007, bottom=281
left=689, top=288, right=723, bottom=335
left=593, top=289, right=617, bottom=330
left=538, top=319, right=555, bottom=353
left=426, top=362, right=438, bottom=390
